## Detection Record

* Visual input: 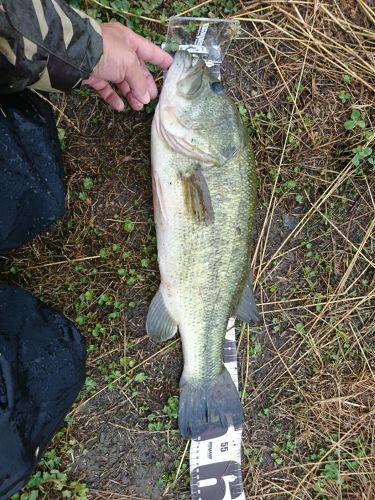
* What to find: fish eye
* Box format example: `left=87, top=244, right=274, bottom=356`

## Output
left=211, top=81, right=224, bottom=94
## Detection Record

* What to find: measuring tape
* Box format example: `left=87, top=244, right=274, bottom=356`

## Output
left=189, top=318, right=245, bottom=500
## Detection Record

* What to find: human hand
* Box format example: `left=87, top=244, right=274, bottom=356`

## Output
left=83, top=22, right=173, bottom=111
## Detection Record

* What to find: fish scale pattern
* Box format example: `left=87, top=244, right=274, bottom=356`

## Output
left=171, top=147, right=256, bottom=381
left=150, top=51, right=257, bottom=438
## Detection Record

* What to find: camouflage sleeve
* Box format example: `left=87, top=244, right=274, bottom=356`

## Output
left=0, top=0, right=103, bottom=93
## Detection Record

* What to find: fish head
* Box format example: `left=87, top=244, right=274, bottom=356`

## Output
left=155, top=51, right=246, bottom=165
left=162, top=50, right=226, bottom=125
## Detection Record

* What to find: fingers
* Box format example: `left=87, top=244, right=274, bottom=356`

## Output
left=126, top=28, right=173, bottom=69
left=85, top=23, right=172, bottom=111
left=126, top=91, right=146, bottom=110
left=82, top=76, right=148, bottom=112
left=123, top=61, right=158, bottom=104
left=116, top=80, right=143, bottom=110
left=83, top=76, right=124, bottom=112
left=141, top=61, right=158, bottom=99
left=83, top=22, right=173, bottom=113
left=124, top=53, right=151, bottom=105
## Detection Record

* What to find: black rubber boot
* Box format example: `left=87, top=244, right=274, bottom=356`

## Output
left=0, top=285, right=86, bottom=499
left=0, top=89, right=65, bottom=251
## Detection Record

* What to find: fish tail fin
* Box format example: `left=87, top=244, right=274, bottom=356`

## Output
left=178, top=368, right=243, bottom=439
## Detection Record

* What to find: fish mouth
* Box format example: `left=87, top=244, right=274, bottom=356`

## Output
left=166, top=51, right=206, bottom=86
left=173, top=50, right=193, bottom=70
left=175, top=51, right=206, bottom=74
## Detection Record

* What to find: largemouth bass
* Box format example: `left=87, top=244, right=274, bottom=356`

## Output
left=147, top=51, right=258, bottom=439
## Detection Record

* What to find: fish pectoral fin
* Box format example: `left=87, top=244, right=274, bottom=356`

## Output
left=146, top=289, right=178, bottom=343
left=235, top=272, right=259, bottom=324
left=181, top=166, right=214, bottom=225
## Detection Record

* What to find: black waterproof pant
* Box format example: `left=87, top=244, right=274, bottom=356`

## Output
left=0, top=91, right=86, bottom=499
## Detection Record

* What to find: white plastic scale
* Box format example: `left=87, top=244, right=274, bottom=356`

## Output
left=162, top=18, right=245, bottom=500
left=189, top=318, right=245, bottom=500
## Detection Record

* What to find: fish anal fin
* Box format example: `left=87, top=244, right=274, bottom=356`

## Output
left=146, top=289, right=177, bottom=343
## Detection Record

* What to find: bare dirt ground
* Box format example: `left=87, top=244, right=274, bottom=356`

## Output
left=2, top=1, right=374, bottom=499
